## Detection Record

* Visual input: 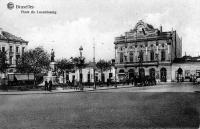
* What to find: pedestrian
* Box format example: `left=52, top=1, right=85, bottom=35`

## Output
left=49, top=80, right=52, bottom=92
left=45, top=80, right=48, bottom=91
left=131, top=77, right=134, bottom=85
left=107, top=78, right=109, bottom=86
left=74, top=79, right=78, bottom=90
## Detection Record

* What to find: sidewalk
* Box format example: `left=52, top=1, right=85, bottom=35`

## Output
left=0, top=82, right=199, bottom=95
left=0, top=85, right=133, bottom=95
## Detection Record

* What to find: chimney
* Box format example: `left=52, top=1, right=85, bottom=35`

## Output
left=160, top=25, right=162, bottom=32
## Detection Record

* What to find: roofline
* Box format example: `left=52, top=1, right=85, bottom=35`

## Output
left=0, top=38, right=28, bottom=44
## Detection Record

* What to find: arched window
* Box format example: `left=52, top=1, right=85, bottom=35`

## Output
left=160, top=67, right=167, bottom=82
left=161, top=50, right=165, bottom=61
left=150, top=50, right=154, bottom=61
left=120, top=53, right=123, bottom=63
left=139, top=50, right=143, bottom=62
left=129, top=52, right=133, bottom=62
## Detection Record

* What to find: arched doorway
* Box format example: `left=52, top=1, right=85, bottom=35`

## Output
left=128, top=69, right=135, bottom=79
left=160, top=68, right=167, bottom=82
left=139, top=68, right=145, bottom=77
left=87, top=73, right=90, bottom=83
left=177, top=67, right=183, bottom=82
left=149, top=68, right=155, bottom=78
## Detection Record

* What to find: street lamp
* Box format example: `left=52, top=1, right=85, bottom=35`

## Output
left=79, top=46, right=83, bottom=90
left=114, top=45, right=117, bottom=88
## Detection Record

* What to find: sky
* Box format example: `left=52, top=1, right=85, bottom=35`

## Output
left=0, top=0, right=200, bottom=61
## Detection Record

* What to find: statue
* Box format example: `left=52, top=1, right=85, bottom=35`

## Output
left=51, top=49, right=55, bottom=62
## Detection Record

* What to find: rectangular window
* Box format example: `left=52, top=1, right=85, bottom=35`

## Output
left=109, top=73, right=113, bottom=78
left=22, top=47, right=25, bottom=54
left=161, top=50, right=165, bottom=61
left=196, top=70, right=200, bottom=77
left=2, top=47, right=5, bottom=52
left=9, top=56, right=13, bottom=64
left=150, top=51, right=154, bottom=61
left=16, top=46, right=19, bottom=53
left=185, top=70, right=190, bottom=79
left=120, top=53, right=123, bottom=63
left=10, top=46, right=13, bottom=52
left=16, top=55, right=20, bottom=64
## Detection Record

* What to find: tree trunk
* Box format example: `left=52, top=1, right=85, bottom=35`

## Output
left=63, top=71, right=65, bottom=83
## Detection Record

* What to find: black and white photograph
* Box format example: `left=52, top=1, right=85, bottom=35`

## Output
left=0, top=0, right=200, bottom=128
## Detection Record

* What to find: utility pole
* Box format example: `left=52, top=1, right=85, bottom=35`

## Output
left=79, top=46, right=83, bottom=90
left=93, top=38, right=96, bottom=89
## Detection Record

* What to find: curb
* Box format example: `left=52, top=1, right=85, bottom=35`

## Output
left=0, top=86, right=134, bottom=95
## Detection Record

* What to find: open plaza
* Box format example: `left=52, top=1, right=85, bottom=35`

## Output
left=0, top=83, right=200, bottom=129
left=0, top=0, right=200, bottom=128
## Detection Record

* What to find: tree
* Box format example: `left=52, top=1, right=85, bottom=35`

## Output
left=0, top=50, right=9, bottom=73
left=96, top=59, right=112, bottom=82
left=71, top=57, right=86, bottom=69
left=57, top=58, right=74, bottom=83
left=16, top=46, right=51, bottom=84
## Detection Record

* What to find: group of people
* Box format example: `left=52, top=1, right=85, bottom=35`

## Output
left=120, top=75, right=157, bottom=87
left=44, top=80, right=53, bottom=91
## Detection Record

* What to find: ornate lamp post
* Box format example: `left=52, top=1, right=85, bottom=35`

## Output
left=114, top=45, right=118, bottom=88
left=79, top=46, right=83, bottom=90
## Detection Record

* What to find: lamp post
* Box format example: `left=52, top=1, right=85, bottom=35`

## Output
left=79, top=46, right=83, bottom=90
left=114, top=45, right=117, bottom=88
left=93, top=40, right=96, bottom=89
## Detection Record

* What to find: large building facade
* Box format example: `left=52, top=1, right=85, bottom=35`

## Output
left=0, top=28, right=28, bottom=73
left=114, top=20, right=182, bottom=82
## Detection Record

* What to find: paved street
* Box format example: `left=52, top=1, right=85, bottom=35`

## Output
left=93, top=82, right=200, bottom=93
left=0, top=83, right=199, bottom=129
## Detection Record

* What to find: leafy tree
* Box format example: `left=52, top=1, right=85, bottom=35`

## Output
left=0, top=50, right=9, bottom=73
left=96, top=59, right=112, bottom=82
left=16, top=47, right=51, bottom=84
left=71, top=57, right=86, bottom=69
left=57, top=58, right=74, bottom=83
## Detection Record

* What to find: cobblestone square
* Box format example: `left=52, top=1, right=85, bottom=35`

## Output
left=0, top=83, right=199, bottom=129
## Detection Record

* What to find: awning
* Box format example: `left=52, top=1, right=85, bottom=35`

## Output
left=15, top=74, right=34, bottom=81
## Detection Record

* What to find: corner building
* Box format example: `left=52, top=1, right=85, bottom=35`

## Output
left=114, top=20, right=182, bottom=82
left=0, top=28, right=28, bottom=73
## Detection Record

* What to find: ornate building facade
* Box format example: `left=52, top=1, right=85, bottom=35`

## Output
left=0, top=28, right=28, bottom=73
left=114, top=20, right=182, bottom=82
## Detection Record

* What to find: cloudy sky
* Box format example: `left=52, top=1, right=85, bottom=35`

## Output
left=0, top=0, right=200, bottom=61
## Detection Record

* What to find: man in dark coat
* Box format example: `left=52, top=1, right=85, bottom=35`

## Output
left=49, top=80, right=52, bottom=91
left=45, top=80, right=48, bottom=91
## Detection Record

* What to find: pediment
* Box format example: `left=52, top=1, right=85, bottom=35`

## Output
left=127, top=20, right=159, bottom=39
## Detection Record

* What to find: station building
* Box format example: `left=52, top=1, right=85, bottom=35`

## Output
left=114, top=20, right=182, bottom=82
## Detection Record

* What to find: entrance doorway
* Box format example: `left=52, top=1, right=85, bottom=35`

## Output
left=87, top=73, right=90, bottom=83
left=101, top=73, right=105, bottom=82
left=177, top=67, right=183, bottom=82
left=139, top=68, right=145, bottom=77
left=128, top=69, right=135, bottom=79
left=149, top=68, right=155, bottom=78
left=160, top=68, right=167, bottom=82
